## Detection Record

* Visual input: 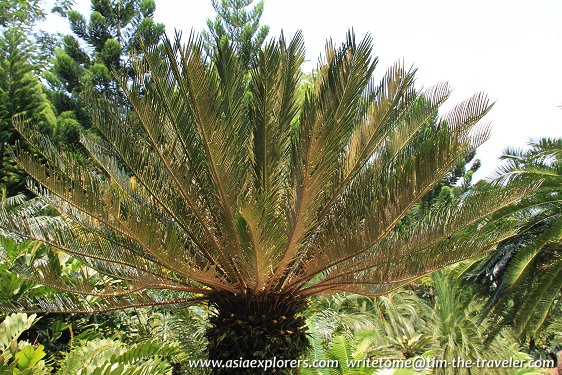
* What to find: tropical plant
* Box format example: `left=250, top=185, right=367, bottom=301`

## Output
left=0, top=235, right=53, bottom=302
left=56, top=337, right=182, bottom=375
left=465, top=138, right=562, bottom=341
left=111, top=306, right=209, bottom=364
left=306, top=275, right=550, bottom=375
left=0, top=312, right=50, bottom=374
left=0, top=311, right=183, bottom=374
left=323, top=335, right=372, bottom=375
left=0, top=193, right=162, bottom=363
left=47, top=0, right=165, bottom=133
left=353, top=291, right=433, bottom=360
left=306, top=291, right=433, bottom=360
left=304, top=331, right=433, bottom=375
left=0, top=26, right=56, bottom=194
left=0, top=30, right=538, bottom=373
left=426, top=269, right=524, bottom=375
left=306, top=294, right=380, bottom=346
left=0, top=192, right=61, bottom=301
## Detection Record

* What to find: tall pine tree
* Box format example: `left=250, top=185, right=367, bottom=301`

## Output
left=1, top=0, right=61, bottom=72
left=0, top=0, right=45, bottom=29
left=204, top=0, right=269, bottom=70
left=46, top=0, right=165, bottom=133
left=0, top=27, right=56, bottom=195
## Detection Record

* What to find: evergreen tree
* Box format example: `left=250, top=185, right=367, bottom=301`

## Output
left=0, top=0, right=45, bottom=29
left=46, top=0, right=165, bottom=132
left=0, top=27, right=56, bottom=195
left=0, top=0, right=59, bottom=72
left=204, top=0, right=269, bottom=69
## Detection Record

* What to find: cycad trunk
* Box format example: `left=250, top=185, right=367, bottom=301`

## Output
left=205, top=291, right=310, bottom=374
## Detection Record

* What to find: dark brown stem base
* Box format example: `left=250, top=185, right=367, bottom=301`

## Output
left=205, top=291, right=310, bottom=374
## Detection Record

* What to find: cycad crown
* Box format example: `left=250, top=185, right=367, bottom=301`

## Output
left=1, top=31, right=533, bottom=314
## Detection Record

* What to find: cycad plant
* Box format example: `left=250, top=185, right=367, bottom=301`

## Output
left=428, top=269, right=521, bottom=375
left=0, top=31, right=536, bottom=371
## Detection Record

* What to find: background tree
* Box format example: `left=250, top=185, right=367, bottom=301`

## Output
left=0, top=31, right=538, bottom=372
left=203, top=0, right=269, bottom=70
left=0, top=27, right=56, bottom=195
left=0, top=0, right=45, bottom=28
left=0, top=0, right=62, bottom=196
left=46, top=0, right=165, bottom=134
left=0, top=0, right=61, bottom=72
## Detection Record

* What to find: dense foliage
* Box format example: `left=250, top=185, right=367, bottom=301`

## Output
left=0, top=27, right=56, bottom=194
left=466, top=138, right=561, bottom=344
left=0, top=26, right=539, bottom=368
left=0, top=0, right=559, bottom=373
left=204, top=0, right=269, bottom=70
left=46, top=0, right=164, bottom=135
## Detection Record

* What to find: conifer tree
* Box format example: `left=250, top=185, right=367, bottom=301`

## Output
left=204, top=0, right=269, bottom=70
left=0, top=27, right=56, bottom=195
left=46, top=0, right=165, bottom=131
left=1, top=0, right=60, bottom=73
left=0, top=0, right=45, bottom=29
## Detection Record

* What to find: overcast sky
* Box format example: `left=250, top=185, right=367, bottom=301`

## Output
left=41, top=0, right=562, bottom=180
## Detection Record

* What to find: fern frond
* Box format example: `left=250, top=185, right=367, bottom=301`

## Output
left=0, top=290, right=202, bottom=313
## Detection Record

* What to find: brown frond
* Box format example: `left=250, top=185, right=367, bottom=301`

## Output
left=1, top=31, right=539, bottom=314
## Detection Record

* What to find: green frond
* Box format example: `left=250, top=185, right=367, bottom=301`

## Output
left=110, top=339, right=182, bottom=365
left=465, top=137, right=561, bottom=339
left=9, top=247, right=207, bottom=298
left=271, top=32, right=382, bottom=284
left=512, top=257, right=562, bottom=337
left=82, top=89, right=229, bottom=268
left=501, top=216, right=562, bottom=287
left=296, top=181, right=537, bottom=296
left=243, top=32, right=306, bottom=289
left=123, top=34, right=255, bottom=285
left=0, top=289, right=202, bottom=313
left=10, top=145, right=229, bottom=290
left=0, top=312, right=38, bottom=353
left=57, top=338, right=179, bottom=375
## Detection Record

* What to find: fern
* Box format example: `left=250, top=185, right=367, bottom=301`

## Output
left=302, top=325, right=330, bottom=375
left=57, top=337, right=180, bottom=375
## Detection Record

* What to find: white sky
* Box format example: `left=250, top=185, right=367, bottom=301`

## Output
left=40, top=0, right=562, bottom=180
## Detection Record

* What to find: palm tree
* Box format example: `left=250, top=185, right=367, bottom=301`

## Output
left=353, top=291, right=434, bottom=360
left=0, top=31, right=536, bottom=371
left=465, top=138, right=561, bottom=342
left=428, top=269, right=524, bottom=375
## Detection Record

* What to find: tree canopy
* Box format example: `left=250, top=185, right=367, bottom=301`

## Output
left=46, top=0, right=165, bottom=132
left=204, top=0, right=269, bottom=70
left=0, top=27, right=56, bottom=195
